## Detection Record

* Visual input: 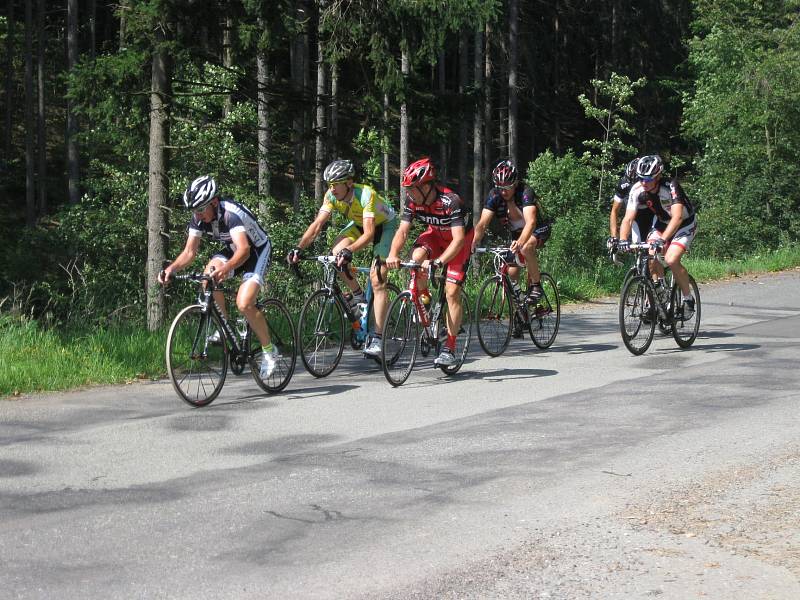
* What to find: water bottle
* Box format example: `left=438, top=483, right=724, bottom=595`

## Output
left=510, top=280, right=523, bottom=303
left=236, top=317, right=248, bottom=340
left=418, top=290, right=431, bottom=322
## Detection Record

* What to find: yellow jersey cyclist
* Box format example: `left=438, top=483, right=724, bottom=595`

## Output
left=287, top=159, right=398, bottom=358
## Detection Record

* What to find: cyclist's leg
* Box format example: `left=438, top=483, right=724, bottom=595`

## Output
left=519, top=237, right=541, bottom=286
left=411, top=228, right=438, bottom=292
left=332, top=222, right=363, bottom=295
left=371, top=220, right=395, bottom=335
left=665, top=221, right=697, bottom=297
left=442, top=231, right=473, bottom=346
left=236, top=243, right=272, bottom=347
left=647, top=227, right=666, bottom=281
left=205, top=252, right=233, bottom=320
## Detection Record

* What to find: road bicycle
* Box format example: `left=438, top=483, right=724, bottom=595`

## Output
left=380, top=261, right=472, bottom=387
left=617, top=242, right=701, bottom=355
left=166, top=273, right=296, bottom=407
left=295, top=256, right=400, bottom=377
left=473, top=247, right=560, bottom=356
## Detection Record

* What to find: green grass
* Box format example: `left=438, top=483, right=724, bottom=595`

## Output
left=0, top=318, right=166, bottom=397
left=2, top=244, right=800, bottom=398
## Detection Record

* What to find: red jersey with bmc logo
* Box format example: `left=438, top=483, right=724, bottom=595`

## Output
left=401, top=184, right=468, bottom=238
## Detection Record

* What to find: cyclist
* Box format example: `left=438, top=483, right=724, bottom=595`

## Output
left=472, top=158, right=549, bottom=306
left=608, top=157, right=654, bottom=247
left=287, top=159, right=398, bottom=358
left=158, top=175, right=278, bottom=378
left=620, top=155, right=697, bottom=318
left=386, top=157, right=474, bottom=367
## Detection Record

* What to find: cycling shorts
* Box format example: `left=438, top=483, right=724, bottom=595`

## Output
left=337, top=218, right=399, bottom=259
left=413, top=227, right=474, bottom=285
left=649, top=218, right=697, bottom=252
left=211, top=239, right=272, bottom=287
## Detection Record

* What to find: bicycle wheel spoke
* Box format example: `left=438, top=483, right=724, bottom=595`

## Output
left=529, top=274, right=560, bottom=349
left=381, top=293, right=419, bottom=386
left=299, top=290, right=345, bottom=378
left=476, top=276, right=512, bottom=357
left=619, top=276, right=655, bottom=355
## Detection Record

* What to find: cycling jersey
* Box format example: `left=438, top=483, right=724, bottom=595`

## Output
left=320, top=183, right=396, bottom=227
left=188, top=199, right=270, bottom=251
left=611, top=175, right=636, bottom=206
left=401, top=184, right=468, bottom=234
left=627, top=178, right=696, bottom=228
left=484, top=186, right=539, bottom=234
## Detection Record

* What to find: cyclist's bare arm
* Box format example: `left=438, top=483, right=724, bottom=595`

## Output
left=511, top=205, right=537, bottom=251
left=387, top=220, right=411, bottom=268
left=659, top=204, right=685, bottom=242
left=609, top=200, right=622, bottom=238
left=211, top=230, right=251, bottom=283
left=348, top=215, right=375, bottom=254
left=434, top=225, right=465, bottom=266
left=160, top=235, right=201, bottom=283
left=471, top=208, right=495, bottom=252
left=619, top=207, right=637, bottom=241
left=297, top=209, right=332, bottom=250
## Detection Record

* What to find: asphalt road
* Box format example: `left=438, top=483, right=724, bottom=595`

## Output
left=1, top=270, right=799, bottom=599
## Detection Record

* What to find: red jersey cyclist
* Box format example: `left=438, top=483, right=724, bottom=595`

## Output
left=386, top=157, right=474, bottom=367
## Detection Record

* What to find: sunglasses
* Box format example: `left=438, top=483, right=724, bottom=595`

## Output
left=640, top=175, right=659, bottom=183
left=496, top=183, right=516, bottom=191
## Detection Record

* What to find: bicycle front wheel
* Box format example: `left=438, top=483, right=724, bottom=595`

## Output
left=529, top=273, right=561, bottom=349
left=298, top=289, right=346, bottom=378
left=249, top=299, right=297, bottom=393
left=438, top=288, right=472, bottom=375
left=166, top=305, right=228, bottom=407
left=475, top=275, right=512, bottom=357
left=619, top=276, right=656, bottom=355
left=671, top=275, right=701, bottom=348
left=381, top=291, right=419, bottom=386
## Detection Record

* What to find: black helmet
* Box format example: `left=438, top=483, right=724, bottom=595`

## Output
left=323, top=159, right=355, bottom=183
left=183, top=175, right=218, bottom=210
left=491, top=158, right=518, bottom=187
left=625, top=158, right=640, bottom=179
left=636, top=155, right=664, bottom=181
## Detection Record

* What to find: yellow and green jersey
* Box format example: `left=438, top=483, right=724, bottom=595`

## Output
left=320, top=184, right=396, bottom=226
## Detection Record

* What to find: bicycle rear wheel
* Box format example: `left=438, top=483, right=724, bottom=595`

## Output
left=298, top=289, right=346, bottom=378
left=381, top=291, right=419, bottom=386
left=475, top=275, right=513, bottom=357
left=249, top=299, right=297, bottom=393
left=529, top=273, right=560, bottom=349
left=166, top=305, right=228, bottom=407
left=671, top=275, right=701, bottom=348
left=438, top=288, right=472, bottom=375
left=619, top=276, right=656, bottom=355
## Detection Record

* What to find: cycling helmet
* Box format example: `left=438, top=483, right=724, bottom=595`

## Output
left=625, top=157, right=640, bottom=180
left=323, top=159, right=355, bottom=183
left=183, top=175, right=218, bottom=210
left=492, top=158, right=518, bottom=187
left=401, top=157, right=436, bottom=187
left=636, top=155, right=664, bottom=181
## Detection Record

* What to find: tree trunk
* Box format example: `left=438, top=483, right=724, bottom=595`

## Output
left=457, top=34, right=468, bottom=205
left=383, top=93, right=390, bottom=196
left=256, top=19, right=270, bottom=206
left=36, top=0, right=46, bottom=214
left=508, top=0, right=519, bottom=165
left=290, top=0, right=306, bottom=209
left=89, top=0, right=96, bottom=61
left=314, top=35, right=326, bottom=200
left=484, top=22, right=493, bottom=180
left=146, top=23, right=172, bottom=331
left=66, top=0, right=80, bottom=204
left=119, top=0, right=127, bottom=49
left=24, top=0, right=35, bottom=226
left=399, top=42, right=409, bottom=210
left=222, top=12, right=233, bottom=117
left=437, top=49, right=447, bottom=181
left=472, top=27, right=485, bottom=224
left=4, top=0, right=14, bottom=160
left=330, top=64, right=339, bottom=158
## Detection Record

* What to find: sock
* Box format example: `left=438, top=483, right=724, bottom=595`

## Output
left=262, top=343, right=274, bottom=354
left=447, top=334, right=457, bottom=351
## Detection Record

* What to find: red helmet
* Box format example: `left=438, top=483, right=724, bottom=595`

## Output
left=401, top=157, right=436, bottom=187
left=491, top=159, right=518, bottom=187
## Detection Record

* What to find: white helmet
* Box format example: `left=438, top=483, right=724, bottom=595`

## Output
left=323, top=159, right=355, bottom=183
left=183, top=175, right=218, bottom=210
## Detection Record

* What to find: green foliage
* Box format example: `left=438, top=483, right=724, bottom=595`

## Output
left=353, top=127, right=389, bottom=190
left=527, top=150, right=602, bottom=274
left=683, top=0, right=800, bottom=257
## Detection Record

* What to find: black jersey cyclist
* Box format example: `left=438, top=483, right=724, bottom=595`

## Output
left=608, top=157, right=655, bottom=247
left=158, top=175, right=278, bottom=378
left=472, top=158, right=550, bottom=303
left=620, top=155, right=698, bottom=317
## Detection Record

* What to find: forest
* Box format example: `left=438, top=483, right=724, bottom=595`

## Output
left=1, top=0, right=799, bottom=333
